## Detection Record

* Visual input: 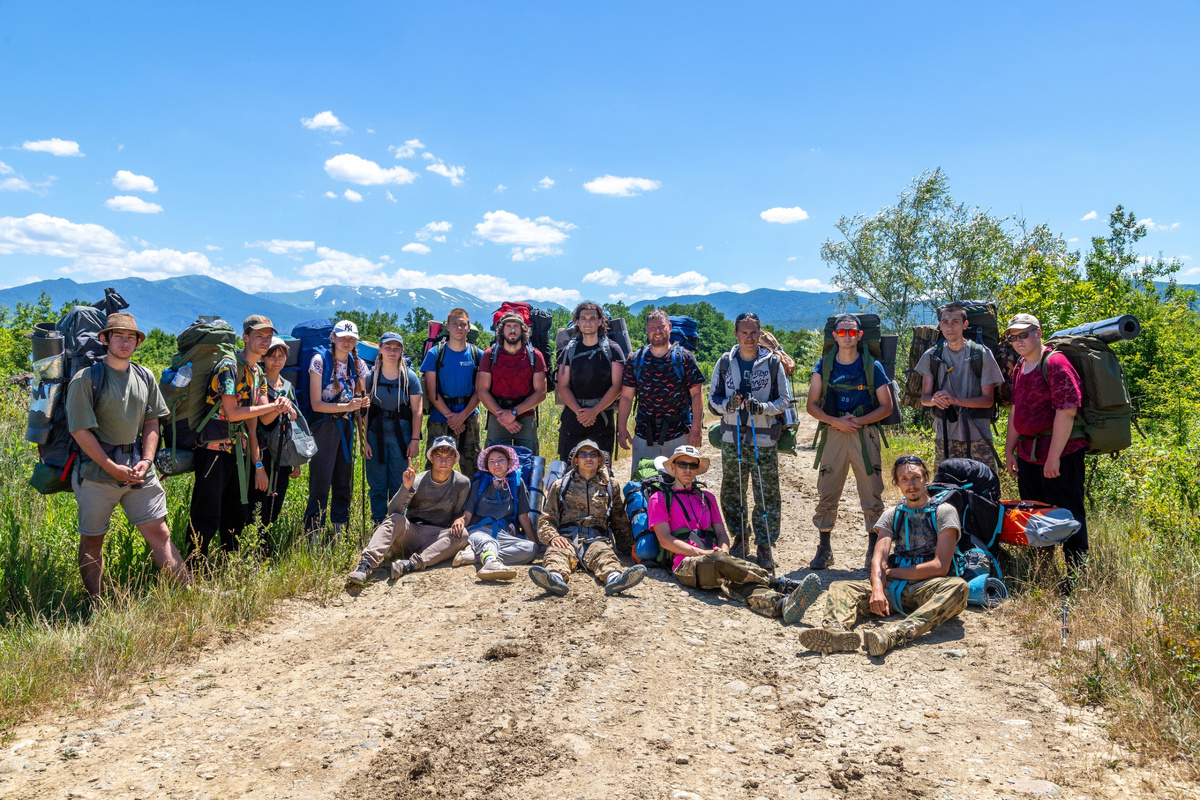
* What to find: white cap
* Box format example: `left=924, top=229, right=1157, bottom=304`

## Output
left=333, top=320, right=360, bottom=339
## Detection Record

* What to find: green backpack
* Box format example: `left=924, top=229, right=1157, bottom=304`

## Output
left=1038, top=334, right=1133, bottom=455
left=159, top=320, right=239, bottom=458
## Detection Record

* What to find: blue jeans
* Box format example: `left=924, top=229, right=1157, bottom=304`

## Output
left=365, top=420, right=412, bottom=523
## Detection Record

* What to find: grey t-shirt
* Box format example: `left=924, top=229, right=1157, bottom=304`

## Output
left=876, top=502, right=960, bottom=563
left=386, top=471, right=471, bottom=529
left=915, top=342, right=1004, bottom=441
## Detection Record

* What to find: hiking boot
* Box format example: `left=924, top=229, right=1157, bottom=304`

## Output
left=780, top=574, right=822, bottom=625
left=729, top=536, right=747, bottom=560
left=862, top=625, right=908, bottom=657
left=346, top=557, right=372, bottom=586
left=477, top=559, right=517, bottom=581
left=799, top=626, right=861, bottom=654
left=528, top=565, right=570, bottom=597
left=452, top=548, right=476, bottom=568
left=391, top=559, right=415, bottom=580
left=756, top=545, right=776, bottom=574
left=809, top=543, right=835, bottom=570
left=604, top=565, right=647, bottom=596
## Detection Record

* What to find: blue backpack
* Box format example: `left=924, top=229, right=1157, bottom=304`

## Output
left=668, top=315, right=699, bottom=351
left=291, top=319, right=336, bottom=422
left=470, top=470, right=524, bottom=537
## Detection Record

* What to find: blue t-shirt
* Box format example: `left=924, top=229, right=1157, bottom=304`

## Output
left=419, top=344, right=479, bottom=423
left=812, top=354, right=889, bottom=415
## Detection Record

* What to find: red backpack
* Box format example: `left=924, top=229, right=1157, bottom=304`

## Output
left=492, top=301, right=532, bottom=328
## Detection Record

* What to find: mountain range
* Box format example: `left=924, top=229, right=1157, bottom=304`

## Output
left=0, top=275, right=866, bottom=335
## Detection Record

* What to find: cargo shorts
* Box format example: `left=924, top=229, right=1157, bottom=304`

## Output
left=72, top=471, right=169, bottom=537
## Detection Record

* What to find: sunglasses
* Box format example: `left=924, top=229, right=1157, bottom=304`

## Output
left=893, top=455, right=924, bottom=467
left=1007, top=329, right=1037, bottom=343
left=576, top=451, right=601, bottom=459
left=833, top=329, right=861, bottom=337
left=674, top=460, right=701, bottom=470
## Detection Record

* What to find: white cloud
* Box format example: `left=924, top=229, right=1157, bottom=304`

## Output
left=495, top=184, right=507, bottom=193
left=583, top=268, right=621, bottom=286
left=112, top=170, right=157, bottom=193
left=324, top=153, right=417, bottom=185
left=246, top=239, right=315, bottom=255
left=784, top=276, right=836, bottom=292
left=760, top=206, right=810, bottom=224
left=385, top=190, right=397, bottom=203
left=390, top=139, right=426, bottom=159
left=583, top=175, right=662, bottom=197
left=621, top=268, right=750, bottom=299
left=301, top=111, right=348, bottom=132
left=787, top=256, right=798, bottom=261
left=416, top=221, right=452, bottom=242
left=1138, top=217, right=1180, bottom=232
left=402, top=242, right=431, bottom=255
left=22, top=138, right=82, bottom=157
left=426, top=159, right=465, bottom=185
left=205, top=244, right=223, bottom=251
left=0, top=162, right=12, bottom=174
left=1066, top=237, right=1079, bottom=243
left=695, top=246, right=703, bottom=251
left=474, top=210, right=571, bottom=261
left=323, top=191, right=337, bottom=198
left=1, top=177, right=33, bottom=192
left=538, top=176, right=555, bottom=190
left=0, top=213, right=124, bottom=258
left=344, top=189, right=363, bottom=202
left=367, top=129, right=375, bottom=135
left=105, top=195, right=163, bottom=214
left=1080, top=210, right=1098, bottom=221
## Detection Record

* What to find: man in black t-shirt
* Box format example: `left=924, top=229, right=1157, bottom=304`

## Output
left=556, top=301, right=625, bottom=461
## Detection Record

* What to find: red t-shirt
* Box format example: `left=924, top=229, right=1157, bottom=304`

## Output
left=1011, top=350, right=1087, bottom=464
left=480, top=345, right=547, bottom=418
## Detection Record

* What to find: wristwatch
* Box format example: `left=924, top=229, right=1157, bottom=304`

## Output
left=254, top=461, right=264, bottom=470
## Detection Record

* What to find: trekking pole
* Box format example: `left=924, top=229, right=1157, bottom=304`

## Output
left=734, top=404, right=747, bottom=559
left=748, top=415, right=774, bottom=570
left=356, top=401, right=368, bottom=544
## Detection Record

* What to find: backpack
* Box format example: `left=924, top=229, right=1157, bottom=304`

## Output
left=816, top=314, right=901, bottom=423
left=1036, top=334, right=1133, bottom=455
left=902, top=301, right=1018, bottom=409
left=491, top=302, right=556, bottom=391
left=469, top=469, right=524, bottom=536
left=668, top=315, right=699, bottom=351
left=627, top=472, right=714, bottom=568
left=291, top=319, right=334, bottom=420
left=159, top=320, right=239, bottom=455
left=424, top=318, right=481, bottom=358
left=629, top=342, right=688, bottom=385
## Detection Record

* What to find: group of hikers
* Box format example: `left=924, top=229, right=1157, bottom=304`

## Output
left=60, top=299, right=1090, bottom=656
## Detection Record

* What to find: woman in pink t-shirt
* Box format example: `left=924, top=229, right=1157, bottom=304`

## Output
left=648, top=446, right=820, bottom=622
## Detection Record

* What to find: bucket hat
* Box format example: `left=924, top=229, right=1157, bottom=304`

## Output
left=98, top=312, right=146, bottom=344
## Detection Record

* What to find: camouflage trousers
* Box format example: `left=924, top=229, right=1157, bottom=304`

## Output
left=720, top=441, right=781, bottom=547
left=542, top=539, right=623, bottom=584
left=822, top=576, right=968, bottom=640
left=931, top=434, right=999, bottom=474
left=674, top=551, right=782, bottom=617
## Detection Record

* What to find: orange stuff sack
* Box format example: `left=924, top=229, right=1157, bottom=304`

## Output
left=999, top=500, right=1062, bottom=546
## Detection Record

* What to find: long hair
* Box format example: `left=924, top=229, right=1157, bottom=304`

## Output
left=370, top=338, right=406, bottom=412
left=572, top=301, right=609, bottom=336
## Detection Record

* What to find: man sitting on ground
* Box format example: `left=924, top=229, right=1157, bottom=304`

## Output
left=347, top=436, right=471, bottom=585
left=800, top=455, right=968, bottom=657
left=529, top=439, right=645, bottom=597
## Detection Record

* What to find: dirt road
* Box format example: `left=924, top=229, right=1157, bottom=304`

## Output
left=0, top=415, right=1188, bottom=800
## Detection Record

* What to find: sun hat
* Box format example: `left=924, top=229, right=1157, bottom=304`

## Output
left=568, top=439, right=603, bottom=462
left=97, top=312, right=146, bottom=344
left=426, top=435, right=459, bottom=462
left=478, top=443, right=520, bottom=476
left=654, top=445, right=711, bottom=478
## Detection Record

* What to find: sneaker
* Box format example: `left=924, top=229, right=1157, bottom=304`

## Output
left=780, top=573, right=822, bottom=625
left=809, top=543, right=835, bottom=570
left=528, top=565, right=569, bottom=597
left=799, top=626, right=861, bottom=654
left=390, top=559, right=415, bottom=580
left=478, top=559, right=517, bottom=581
left=863, top=626, right=908, bottom=657
left=452, top=548, right=476, bottom=568
left=756, top=545, right=776, bottom=574
left=346, top=557, right=372, bottom=586
left=604, top=564, right=647, bottom=596
left=771, top=576, right=801, bottom=594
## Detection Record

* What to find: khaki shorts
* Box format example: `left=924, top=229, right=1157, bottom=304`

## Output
left=72, top=471, right=169, bottom=537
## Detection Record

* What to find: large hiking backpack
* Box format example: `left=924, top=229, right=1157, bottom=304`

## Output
left=902, top=301, right=1018, bottom=409
left=817, top=313, right=901, bottom=426
left=291, top=319, right=334, bottom=421
left=156, top=319, right=239, bottom=475
left=26, top=289, right=132, bottom=493
left=491, top=302, right=556, bottom=391
left=668, top=315, right=699, bottom=351
left=1038, top=334, right=1133, bottom=454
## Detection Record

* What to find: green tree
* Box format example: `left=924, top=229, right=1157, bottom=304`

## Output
left=130, top=329, right=176, bottom=375
left=340, top=310, right=401, bottom=343
left=0, top=292, right=81, bottom=375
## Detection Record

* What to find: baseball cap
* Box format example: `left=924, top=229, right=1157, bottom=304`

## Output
left=379, top=331, right=403, bottom=346
left=1004, top=313, right=1041, bottom=334
left=426, top=435, right=459, bottom=462
left=266, top=335, right=288, bottom=354
left=333, top=320, right=360, bottom=339
left=243, top=314, right=276, bottom=334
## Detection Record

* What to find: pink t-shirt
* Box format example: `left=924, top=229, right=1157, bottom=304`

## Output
left=1011, top=351, right=1087, bottom=464
left=647, top=487, right=724, bottom=570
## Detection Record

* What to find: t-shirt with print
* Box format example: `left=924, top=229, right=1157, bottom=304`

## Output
left=368, top=366, right=422, bottom=425
left=419, top=343, right=480, bottom=423
left=621, top=346, right=706, bottom=441
left=465, top=476, right=532, bottom=535
left=876, top=502, right=960, bottom=564
left=914, top=342, right=1005, bottom=441
left=812, top=354, right=889, bottom=415
left=560, top=338, right=624, bottom=402
left=1011, top=351, right=1087, bottom=464
left=735, top=354, right=756, bottom=395
left=66, top=362, right=169, bottom=485
left=479, top=345, right=547, bottom=418
left=201, top=353, right=268, bottom=453
left=646, top=487, right=724, bottom=571
left=309, top=352, right=370, bottom=404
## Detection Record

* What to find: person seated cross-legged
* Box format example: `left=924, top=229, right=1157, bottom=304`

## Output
left=800, top=455, right=968, bottom=657
left=459, top=444, right=540, bottom=582
left=528, top=439, right=645, bottom=597
left=650, top=446, right=820, bottom=621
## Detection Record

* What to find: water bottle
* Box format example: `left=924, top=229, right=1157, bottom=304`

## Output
left=171, top=362, right=193, bottom=388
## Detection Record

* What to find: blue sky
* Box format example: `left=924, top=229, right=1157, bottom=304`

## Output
left=1, top=2, right=1196, bottom=304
